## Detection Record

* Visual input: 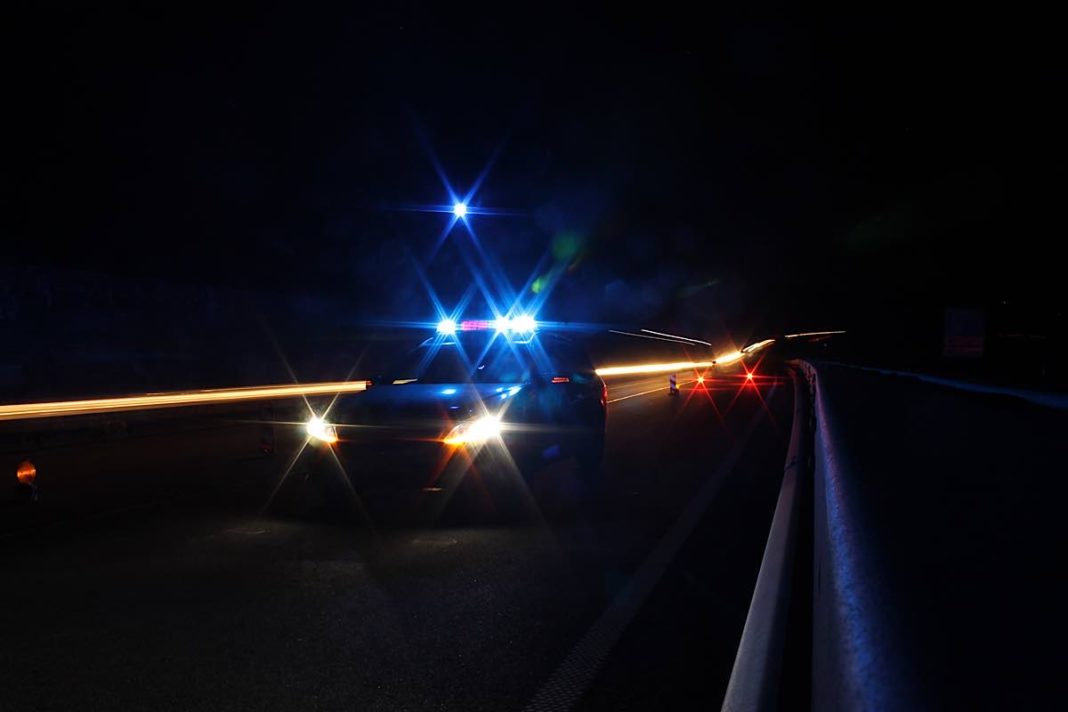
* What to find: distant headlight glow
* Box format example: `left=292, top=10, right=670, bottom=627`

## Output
left=437, top=318, right=457, bottom=335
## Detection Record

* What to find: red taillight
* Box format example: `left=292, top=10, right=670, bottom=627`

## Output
left=551, top=376, right=570, bottom=384
left=601, top=382, right=608, bottom=406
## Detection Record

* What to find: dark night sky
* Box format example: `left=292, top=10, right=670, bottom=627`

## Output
left=4, top=4, right=1064, bottom=340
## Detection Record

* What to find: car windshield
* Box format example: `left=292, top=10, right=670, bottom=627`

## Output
left=390, top=339, right=538, bottom=384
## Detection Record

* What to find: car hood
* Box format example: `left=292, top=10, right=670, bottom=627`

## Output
left=332, top=382, right=527, bottom=438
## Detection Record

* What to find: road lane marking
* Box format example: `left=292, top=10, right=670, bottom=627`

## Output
left=523, top=387, right=778, bottom=712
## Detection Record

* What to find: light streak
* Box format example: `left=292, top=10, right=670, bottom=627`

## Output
left=639, top=329, right=712, bottom=346
left=713, top=350, right=745, bottom=366
left=742, top=339, right=775, bottom=353
left=596, top=339, right=773, bottom=378
left=596, top=361, right=716, bottom=377
left=608, top=330, right=700, bottom=346
left=784, top=330, right=846, bottom=339
left=0, top=381, right=370, bottom=422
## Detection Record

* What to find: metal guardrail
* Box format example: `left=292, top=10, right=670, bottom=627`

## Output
left=805, top=361, right=914, bottom=712
left=819, top=361, right=1068, bottom=411
left=722, top=364, right=812, bottom=711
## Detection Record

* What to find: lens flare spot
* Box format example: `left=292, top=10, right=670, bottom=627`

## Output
left=552, top=232, right=583, bottom=262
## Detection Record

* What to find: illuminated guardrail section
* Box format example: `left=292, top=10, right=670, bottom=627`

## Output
left=0, top=381, right=370, bottom=422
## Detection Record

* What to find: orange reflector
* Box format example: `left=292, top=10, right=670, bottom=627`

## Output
left=17, top=460, right=36, bottom=485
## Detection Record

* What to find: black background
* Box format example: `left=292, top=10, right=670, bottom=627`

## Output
left=4, top=3, right=1064, bottom=363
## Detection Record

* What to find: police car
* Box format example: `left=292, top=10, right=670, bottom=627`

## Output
left=294, top=316, right=607, bottom=511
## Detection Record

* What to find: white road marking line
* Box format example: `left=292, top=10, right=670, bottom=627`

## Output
left=523, top=387, right=777, bottom=711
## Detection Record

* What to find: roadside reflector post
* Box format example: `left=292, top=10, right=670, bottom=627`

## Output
left=16, top=460, right=39, bottom=502
left=668, top=373, right=679, bottom=396
left=260, top=405, right=275, bottom=456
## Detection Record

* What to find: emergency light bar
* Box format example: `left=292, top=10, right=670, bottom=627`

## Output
left=440, top=315, right=538, bottom=334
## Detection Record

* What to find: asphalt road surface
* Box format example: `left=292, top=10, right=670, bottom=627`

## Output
left=0, top=368, right=791, bottom=711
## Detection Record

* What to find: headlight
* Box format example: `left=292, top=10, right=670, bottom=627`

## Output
left=305, top=416, right=338, bottom=444
left=442, top=414, right=502, bottom=446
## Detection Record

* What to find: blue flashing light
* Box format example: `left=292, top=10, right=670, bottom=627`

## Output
left=441, top=387, right=458, bottom=396
left=435, top=315, right=539, bottom=335
left=452, top=202, right=467, bottom=218
left=511, top=315, right=537, bottom=333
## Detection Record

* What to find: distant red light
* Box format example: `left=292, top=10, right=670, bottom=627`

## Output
left=746, top=372, right=754, bottom=380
